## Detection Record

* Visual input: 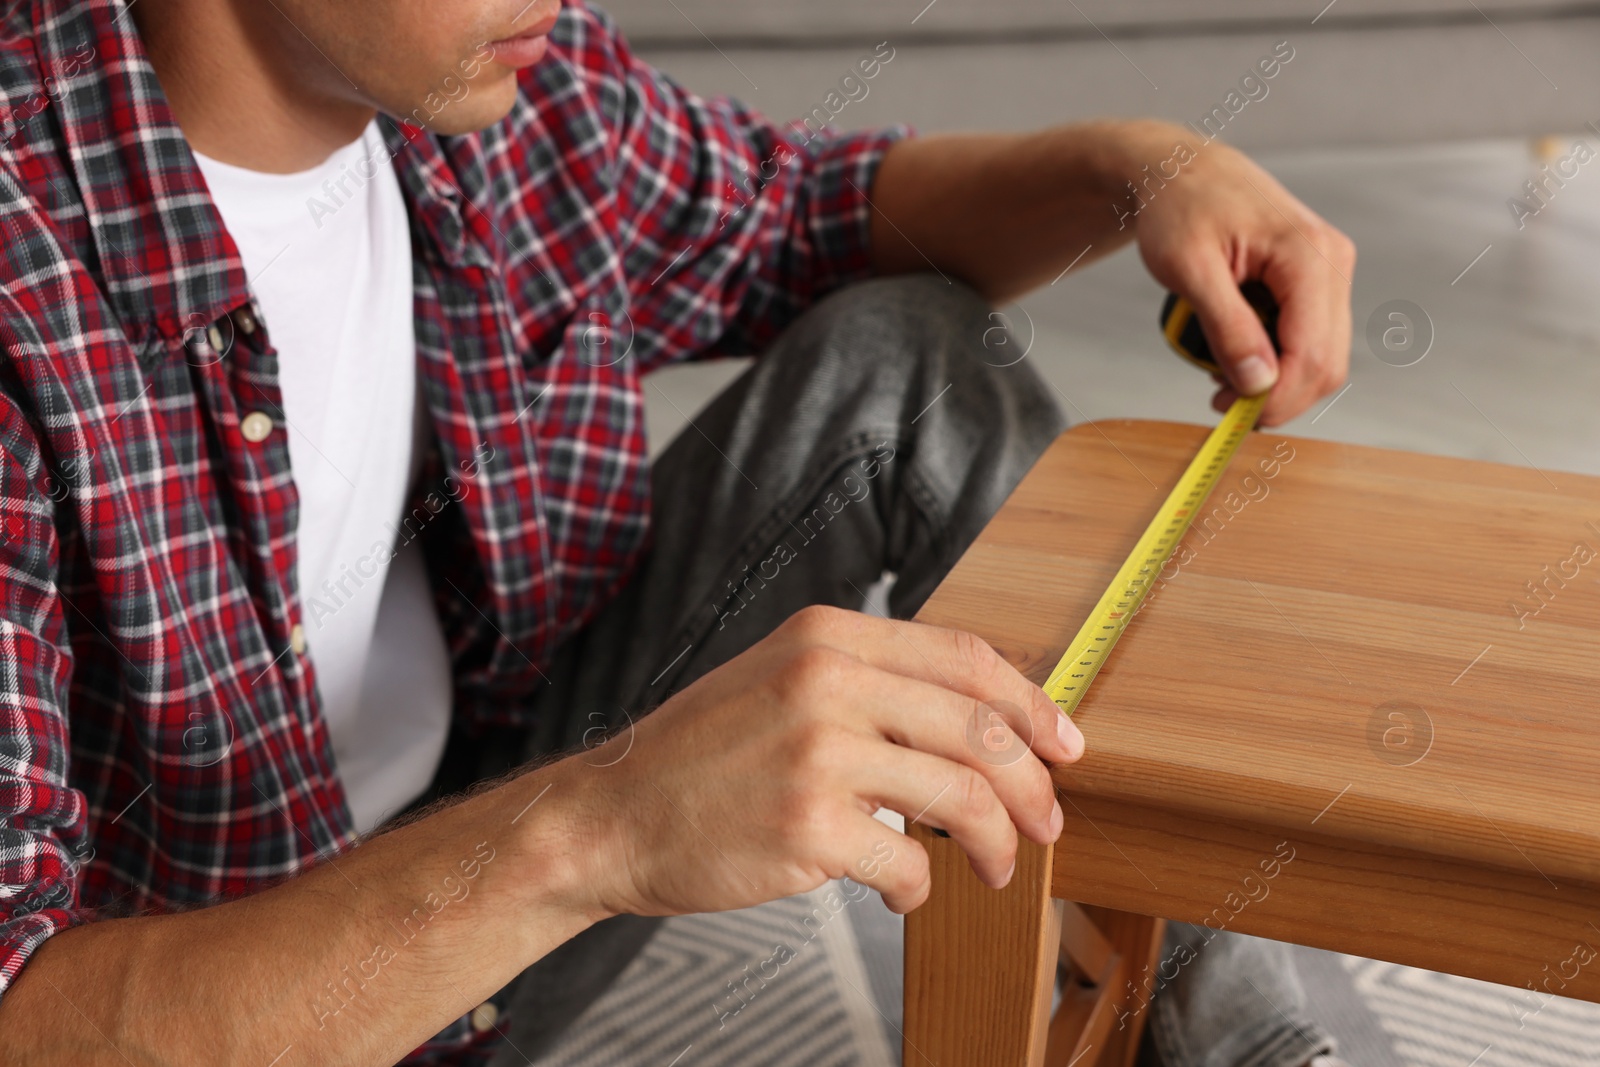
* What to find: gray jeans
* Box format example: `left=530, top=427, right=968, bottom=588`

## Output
left=477, top=275, right=1334, bottom=1067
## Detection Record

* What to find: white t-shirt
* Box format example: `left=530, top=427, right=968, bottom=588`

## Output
left=194, top=122, right=452, bottom=835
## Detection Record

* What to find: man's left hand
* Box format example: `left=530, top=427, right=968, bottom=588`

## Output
left=870, top=119, right=1356, bottom=427
left=1122, top=124, right=1356, bottom=427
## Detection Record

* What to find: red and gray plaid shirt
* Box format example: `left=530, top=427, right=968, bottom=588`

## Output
left=0, top=0, right=899, bottom=1058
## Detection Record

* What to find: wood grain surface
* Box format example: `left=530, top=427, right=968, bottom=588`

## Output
left=916, top=420, right=1600, bottom=888
left=1053, top=791, right=1600, bottom=1003
left=903, top=830, right=1059, bottom=1066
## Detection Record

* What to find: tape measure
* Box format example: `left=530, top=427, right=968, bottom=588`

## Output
left=1041, top=283, right=1278, bottom=716
left=1160, top=279, right=1280, bottom=376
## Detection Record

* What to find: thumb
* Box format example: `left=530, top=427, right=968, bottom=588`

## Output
left=1180, top=255, right=1280, bottom=397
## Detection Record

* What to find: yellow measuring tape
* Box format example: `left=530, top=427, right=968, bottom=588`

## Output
left=1042, top=286, right=1274, bottom=716
left=1043, top=393, right=1264, bottom=714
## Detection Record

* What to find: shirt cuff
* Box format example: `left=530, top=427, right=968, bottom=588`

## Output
left=0, top=904, right=92, bottom=1002
left=787, top=123, right=913, bottom=294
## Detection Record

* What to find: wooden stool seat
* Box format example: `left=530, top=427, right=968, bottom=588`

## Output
left=905, top=420, right=1600, bottom=1066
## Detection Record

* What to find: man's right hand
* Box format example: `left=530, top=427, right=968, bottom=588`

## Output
left=0, top=606, right=1081, bottom=1067
left=557, top=605, right=1084, bottom=920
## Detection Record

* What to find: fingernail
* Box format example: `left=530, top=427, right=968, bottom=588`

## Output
left=1234, top=354, right=1278, bottom=396
left=1050, top=799, right=1064, bottom=838
left=1055, top=713, right=1083, bottom=759
left=1000, top=859, right=1016, bottom=887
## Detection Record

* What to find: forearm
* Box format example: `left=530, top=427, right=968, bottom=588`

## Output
left=868, top=119, right=1194, bottom=303
left=0, top=763, right=602, bottom=1066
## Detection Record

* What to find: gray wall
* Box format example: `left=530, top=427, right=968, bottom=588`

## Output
left=601, top=0, right=1600, bottom=148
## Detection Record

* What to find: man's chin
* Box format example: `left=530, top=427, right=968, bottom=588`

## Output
left=397, top=77, right=521, bottom=136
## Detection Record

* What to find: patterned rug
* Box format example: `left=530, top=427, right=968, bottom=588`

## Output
left=534, top=888, right=899, bottom=1066
left=1333, top=952, right=1600, bottom=1067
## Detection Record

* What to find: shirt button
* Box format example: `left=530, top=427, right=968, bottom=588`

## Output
left=289, top=623, right=307, bottom=656
left=234, top=307, right=257, bottom=335
left=240, top=411, right=274, bottom=443
left=469, top=1002, right=499, bottom=1032
left=207, top=324, right=225, bottom=353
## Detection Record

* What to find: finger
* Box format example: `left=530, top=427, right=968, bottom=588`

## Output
left=1210, top=384, right=1239, bottom=414
left=834, top=813, right=929, bottom=914
left=779, top=607, right=1084, bottom=764
left=1257, top=254, right=1343, bottom=426
left=1170, top=246, right=1280, bottom=398
left=839, top=666, right=1061, bottom=846
left=856, top=744, right=1019, bottom=888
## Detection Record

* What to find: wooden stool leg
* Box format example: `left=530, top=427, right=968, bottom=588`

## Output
left=904, top=827, right=1059, bottom=1066
left=1084, top=907, right=1166, bottom=1067
left=1049, top=906, right=1167, bottom=1067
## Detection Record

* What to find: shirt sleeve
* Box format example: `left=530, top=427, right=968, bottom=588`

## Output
left=0, top=371, right=91, bottom=1002
left=565, top=5, right=909, bottom=371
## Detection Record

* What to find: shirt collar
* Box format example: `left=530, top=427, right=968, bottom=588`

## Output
left=32, top=0, right=252, bottom=346
left=29, top=0, right=499, bottom=346
left=381, top=116, right=499, bottom=272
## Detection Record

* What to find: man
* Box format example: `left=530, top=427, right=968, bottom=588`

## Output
left=0, top=0, right=1355, bottom=1063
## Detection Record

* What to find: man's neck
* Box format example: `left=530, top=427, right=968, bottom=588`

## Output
left=133, top=0, right=375, bottom=173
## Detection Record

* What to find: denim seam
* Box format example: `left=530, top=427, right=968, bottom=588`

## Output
left=900, top=459, right=950, bottom=574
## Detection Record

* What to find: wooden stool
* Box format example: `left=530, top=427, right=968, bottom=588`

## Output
left=904, top=420, right=1600, bottom=1066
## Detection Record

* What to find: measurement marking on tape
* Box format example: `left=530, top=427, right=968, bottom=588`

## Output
left=1045, top=394, right=1266, bottom=715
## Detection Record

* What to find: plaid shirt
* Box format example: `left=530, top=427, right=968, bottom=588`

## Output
left=0, top=0, right=899, bottom=1059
